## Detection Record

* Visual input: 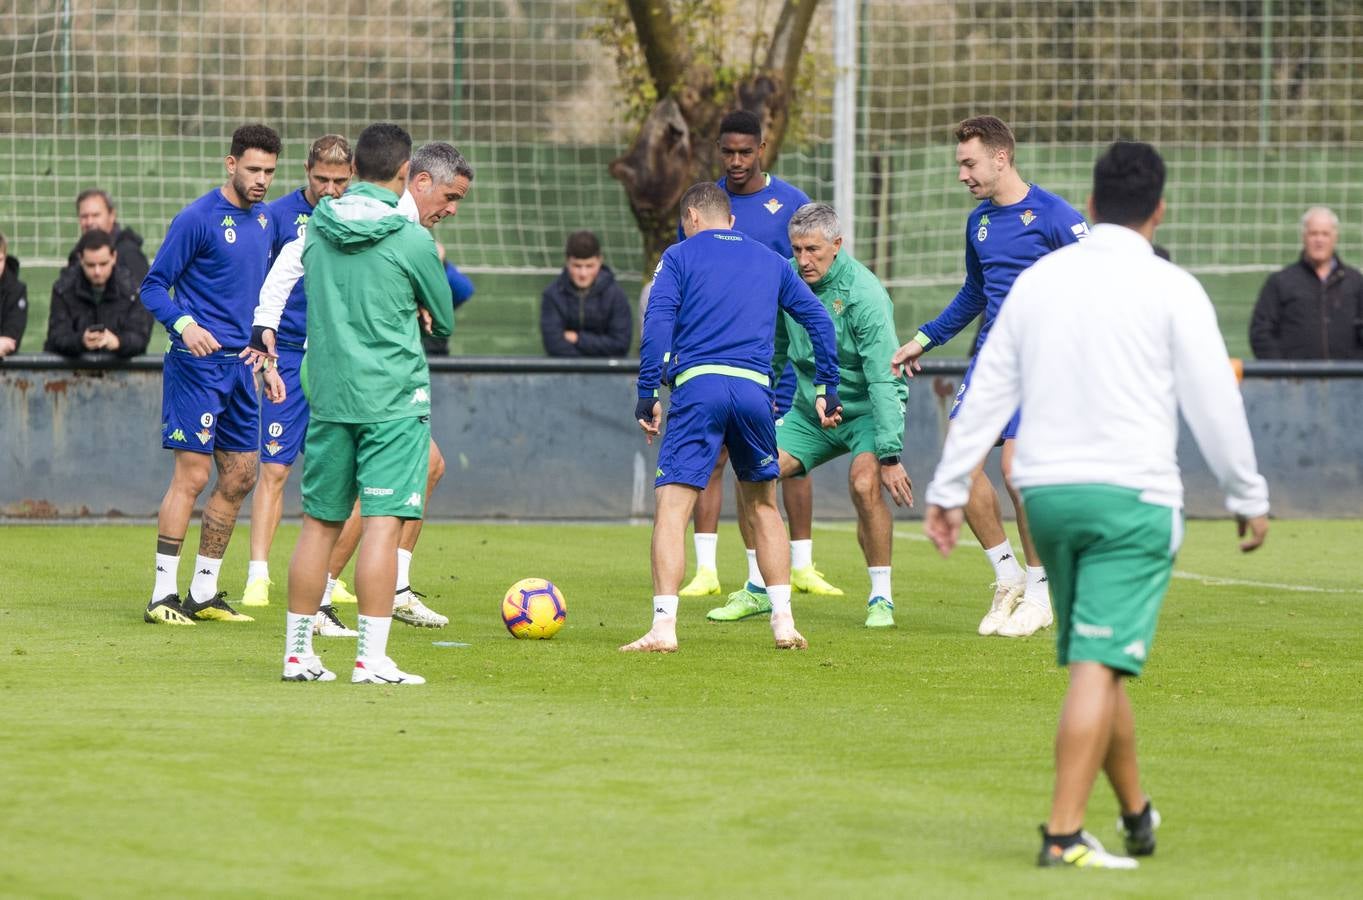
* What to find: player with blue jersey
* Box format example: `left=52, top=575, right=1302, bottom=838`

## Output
left=675, top=111, right=845, bottom=605
left=892, top=116, right=1089, bottom=638
left=623, top=182, right=842, bottom=654
left=140, top=123, right=280, bottom=625
left=238, top=134, right=357, bottom=638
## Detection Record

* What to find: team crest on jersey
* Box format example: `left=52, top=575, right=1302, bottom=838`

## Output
left=1020, top=209, right=1036, bottom=226
left=257, top=213, right=268, bottom=229
left=265, top=440, right=282, bottom=456
left=764, top=198, right=783, bottom=215
left=832, top=298, right=845, bottom=315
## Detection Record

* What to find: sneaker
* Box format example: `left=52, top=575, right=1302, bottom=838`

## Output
left=978, top=579, right=1025, bottom=636
left=864, top=596, right=896, bottom=628
left=182, top=591, right=254, bottom=622
left=352, top=656, right=425, bottom=685
left=392, top=587, right=449, bottom=628
left=330, top=578, right=357, bottom=605
left=241, top=575, right=272, bottom=607
left=1037, top=828, right=1139, bottom=869
left=314, top=605, right=358, bottom=637
left=679, top=566, right=722, bottom=597
left=1116, top=803, right=1161, bottom=856
left=144, top=594, right=195, bottom=625
left=282, top=654, right=336, bottom=682
left=706, top=587, right=772, bottom=622
left=791, top=565, right=844, bottom=596
left=998, top=598, right=1054, bottom=637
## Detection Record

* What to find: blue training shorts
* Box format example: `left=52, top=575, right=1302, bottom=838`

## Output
left=259, top=345, right=309, bottom=466
left=656, top=373, right=780, bottom=489
left=161, top=349, right=260, bottom=454
left=949, top=354, right=1021, bottom=441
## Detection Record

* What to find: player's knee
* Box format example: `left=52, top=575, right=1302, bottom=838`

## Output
left=173, top=458, right=213, bottom=496
left=260, top=462, right=290, bottom=490
left=849, top=466, right=880, bottom=505
left=428, top=449, right=446, bottom=486
left=220, top=462, right=258, bottom=502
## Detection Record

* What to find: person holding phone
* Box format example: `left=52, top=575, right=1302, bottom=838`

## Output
left=44, top=228, right=152, bottom=357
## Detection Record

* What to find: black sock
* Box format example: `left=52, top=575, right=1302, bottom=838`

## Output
left=1121, top=800, right=1151, bottom=831
left=1044, top=828, right=1083, bottom=849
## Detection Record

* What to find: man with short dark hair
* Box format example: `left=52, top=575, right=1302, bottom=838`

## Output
left=623, top=181, right=841, bottom=654
left=540, top=229, right=632, bottom=357
left=71, top=188, right=150, bottom=284
left=44, top=229, right=152, bottom=357
left=924, top=141, right=1270, bottom=869
left=893, top=114, right=1090, bottom=639
left=139, top=123, right=281, bottom=625
left=1249, top=206, right=1363, bottom=360
left=0, top=230, right=27, bottom=358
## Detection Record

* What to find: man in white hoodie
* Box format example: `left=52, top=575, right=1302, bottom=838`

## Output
left=923, top=141, right=1270, bottom=869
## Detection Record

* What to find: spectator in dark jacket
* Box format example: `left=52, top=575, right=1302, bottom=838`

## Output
left=68, top=188, right=150, bottom=285
left=1250, top=206, right=1363, bottom=360
left=45, top=229, right=152, bottom=358
left=0, top=229, right=27, bottom=357
left=540, top=230, right=632, bottom=357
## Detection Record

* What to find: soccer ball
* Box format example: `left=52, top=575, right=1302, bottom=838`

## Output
left=501, top=578, right=567, bottom=639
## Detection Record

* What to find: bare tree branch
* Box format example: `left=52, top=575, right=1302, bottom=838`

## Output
left=624, top=0, right=690, bottom=99
left=766, top=0, right=821, bottom=87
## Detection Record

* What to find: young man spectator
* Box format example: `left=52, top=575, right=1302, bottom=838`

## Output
left=44, top=229, right=152, bottom=357
left=540, top=230, right=632, bottom=357
left=70, top=189, right=151, bottom=285
left=0, top=230, right=27, bottom=357
left=1249, top=206, right=1363, bottom=360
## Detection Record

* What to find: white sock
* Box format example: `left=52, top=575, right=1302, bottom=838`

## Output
left=357, top=614, right=393, bottom=661
left=767, top=584, right=792, bottom=615
left=321, top=576, right=336, bottom=608
left=247, top=559, right=270, bottom=583
left=188, top=555, right=223, bottom=602
left=396, top=549, right=413, bottom=590
left=984, top=541, right=1024, bottom=583
left=693, top=533, right=718, bottom=570
left=652, top=595, right=679, bottom=623
left=153, top=553, right=180, bottom=601
left=1024, top=566, right=1049, bottom=603
left=285, top=611, right=314, bottom=660
left=868, top=566, right=892, bottom=601
left=790, top=539, right=813, bottom=570
left=745, top=549, right=767, bottom=590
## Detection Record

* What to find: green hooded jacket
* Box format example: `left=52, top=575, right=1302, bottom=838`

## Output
left=301, top=182, right=452, bottom=423
left=772, top=250, right=908, bottom=458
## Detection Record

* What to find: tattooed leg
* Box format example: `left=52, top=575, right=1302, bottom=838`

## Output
left=196, top=450, right=259, bottom=559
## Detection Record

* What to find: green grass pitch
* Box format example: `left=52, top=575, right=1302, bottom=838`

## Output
left=2, top=520, right=1360, bottom=896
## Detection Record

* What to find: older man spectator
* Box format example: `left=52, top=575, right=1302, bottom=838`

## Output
left=1250, top=206, right=1363, bottom=360
left=44, top=229, right=152, bottom=357
left=69, top=188, right=150, bottom=285
left=0, top=229, right=27, bottom=357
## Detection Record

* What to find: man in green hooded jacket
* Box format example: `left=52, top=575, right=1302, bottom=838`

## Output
left=706, top=202, right=913, bottom=629
left=271, top=122, right=456, bottom=685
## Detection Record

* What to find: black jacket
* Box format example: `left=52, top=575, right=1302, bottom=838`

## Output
left=67, top=225, right=151, bottom=286
left=0, top=255, right=28, bottom=347
left=540, top=265, right=632, bottom=357
left=44, top=262, right=152, bottom=357
left=1249, top=255, right=1363, bottom=360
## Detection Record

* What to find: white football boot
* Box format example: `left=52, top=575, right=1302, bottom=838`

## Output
left=282, top=654, right=336, bottom=682
left=978, top=579, right=1025, bottom=635
left=999, top=598, right=1054, bottom=637
left=314, top=605, right=359, bottom=638
left=352, top=657, right=426, bottom=685
left=393, top=587, right=449, bottom=628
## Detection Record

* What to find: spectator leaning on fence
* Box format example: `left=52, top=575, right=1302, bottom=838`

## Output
left=0, top=229, right=27, bottom=357
left=70, top=188, right=151, bottom=286
left=44, top=229, right=152, bottom=358
left=540, top=230, right=632, bottom=357
left=1249, top=205, right=1363, bottom=361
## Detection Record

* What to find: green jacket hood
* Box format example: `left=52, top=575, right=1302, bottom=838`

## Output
left=309, top=183, right=409, bottom=251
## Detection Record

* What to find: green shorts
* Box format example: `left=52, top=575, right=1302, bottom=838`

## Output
left=1022, top=484, right=1183, bottom=677
left=776, top=408, right=880, bottom=474
left=301, top=415, right=431, bottom=521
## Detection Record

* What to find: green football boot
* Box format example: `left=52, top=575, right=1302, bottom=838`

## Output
left=791, top=565, right=844, bottom=596
left=706, top=586, right=772, bottom=622
left=864, top=596, right=896, bottom=628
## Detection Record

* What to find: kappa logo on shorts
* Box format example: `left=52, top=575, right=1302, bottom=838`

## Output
left=411, top=387, right=429, bottom=404
left=363, top=487, right=395, bottom=496
left=169, top=428, right=186, bottom=442
left=403, top=493, right=422, bottom=507
left=1123, top=640, right=1147, bottom=660
left=1075, top=622, right=1114, bottom=639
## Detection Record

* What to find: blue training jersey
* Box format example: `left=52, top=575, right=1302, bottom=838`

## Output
left=267, top=188, right=314, bottom=348
left=638, top=229, right=839, bottom=397
left=676, top=173, right=811, bottom=257
left=141, top=188, right=273, bottom=350
left=919, top=184, right=1088, bottom=353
